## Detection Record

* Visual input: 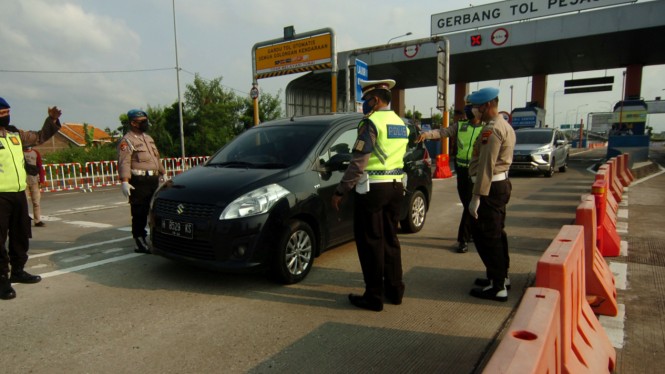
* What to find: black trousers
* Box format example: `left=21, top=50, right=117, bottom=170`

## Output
left=455, top=166, right=472, bottom=244
left=0, top=191, right=31, bottom=276
left=470, top=179, right=511, bottom=289
left=353, top=182, right=405, bottom=304
left=129, top=175, right=159, bottom=239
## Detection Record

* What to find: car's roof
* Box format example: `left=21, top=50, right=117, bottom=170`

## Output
left=259, top=112, right=364, bottom=128
left=514, top=127, right=555, bottom=132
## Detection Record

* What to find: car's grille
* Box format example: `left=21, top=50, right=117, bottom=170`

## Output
left=153, top=199, right=217, bottom=219
left=152, top=232, right=216, bottom=261
left=513, top=154, right=533, bottom=163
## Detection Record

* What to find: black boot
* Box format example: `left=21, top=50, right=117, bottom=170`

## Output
left=134, top=237, right=151, bottom=254
left=1, top=274, right=17, bottom=300
left=10, top=270, right=42, bottom=284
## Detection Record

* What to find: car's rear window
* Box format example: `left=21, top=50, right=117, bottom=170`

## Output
left=207, top=124, right=328, bottom=168
left=515, top=131, right=553, bottom=145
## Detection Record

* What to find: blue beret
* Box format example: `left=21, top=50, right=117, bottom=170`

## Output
left=127, top=109, right=147, bottom=119
left=0, top=97, right=10, bottom=109
left=468, top=87, right=499, bottom=105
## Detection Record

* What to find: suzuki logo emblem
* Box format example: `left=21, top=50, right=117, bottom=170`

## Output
left=176, top=204, right=185, bottom=215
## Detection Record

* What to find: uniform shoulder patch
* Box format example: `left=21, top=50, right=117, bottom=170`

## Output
left=481, top=129, right=493, bottom=144
left=119, top=140, right=129, bottom=152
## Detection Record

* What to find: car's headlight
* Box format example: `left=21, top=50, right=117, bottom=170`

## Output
left=220, top=183, right=290, bottom=220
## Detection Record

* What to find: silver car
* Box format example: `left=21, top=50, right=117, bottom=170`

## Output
left=510, top=128, right=570, bottom=177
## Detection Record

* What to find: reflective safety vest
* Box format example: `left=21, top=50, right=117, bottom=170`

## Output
left=364, top=110, right=409, bottom=181
left=0, top=131, right=27, bottom=192
left=456, top=121, right=482, bottom=168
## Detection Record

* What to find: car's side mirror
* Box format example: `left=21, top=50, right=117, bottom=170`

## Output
left=556, top=139, right=566, bottom=146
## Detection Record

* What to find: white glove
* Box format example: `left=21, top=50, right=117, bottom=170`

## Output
left=121, top=181, right=135, bottom=198
left=159, top=174, right=170, bottom=184
left=469, top=194, right=481, bottom=219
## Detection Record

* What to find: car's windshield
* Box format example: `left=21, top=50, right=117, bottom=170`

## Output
left=207, top=124, right=327, bottom=168
left=515, top=130, right=553, bottom=145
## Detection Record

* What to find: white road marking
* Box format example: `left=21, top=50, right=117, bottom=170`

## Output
left=599, top=304, right=625, bottom=349
left=38, top=253, right=143, bottom=279
left=102, top=247, right=125, bottom=254
left=618, top=209, right=629, bottom=219
left=609, top=262, right=628, bottom=290
left=63, top=221, right=113, bottom=228
left=62, top=254, right=92, bottom=263
left=616, top=221, right=628, bottom=234
left=30, top=237, right=133, bottom=259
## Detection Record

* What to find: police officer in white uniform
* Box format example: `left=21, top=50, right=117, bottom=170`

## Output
left=117, top=109, right=166, bottom=254
left=331, top=79, right=409, bottom=312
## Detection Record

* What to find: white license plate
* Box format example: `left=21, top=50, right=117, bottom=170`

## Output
left=161, top=218, right=193, bottom=239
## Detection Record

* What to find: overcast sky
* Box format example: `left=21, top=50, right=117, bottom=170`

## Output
left=1, top=0, right=664, bottom=133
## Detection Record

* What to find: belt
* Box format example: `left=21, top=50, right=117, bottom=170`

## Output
left=471, top=171, right=508, bottom=183
left=131, top=169, right=159, bottom=176
left=369, top=179, right=401, bottom=184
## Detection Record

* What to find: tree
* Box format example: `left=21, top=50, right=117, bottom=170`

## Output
left=239, top=89, right=284, bottom=129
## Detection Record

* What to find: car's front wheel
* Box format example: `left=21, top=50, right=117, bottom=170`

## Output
left=559, top=154, right=569, bottom=172
left=544, top=158, right=555, bottom=178
left=272, top=220, right=315, bottom=284
left=401, top=190, right=427, bottom=233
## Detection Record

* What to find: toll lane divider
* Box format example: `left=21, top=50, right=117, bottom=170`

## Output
left=535, top=225, right=616, bottom=373
left=615, top=154, right=634, bottom=187
left=576, top=196, right=618, bottom=317
left=41, top=156, right=209, bottom=193
left=592, top=179, right=621, bottom=257
left=482, top=288, right=561, bottom=374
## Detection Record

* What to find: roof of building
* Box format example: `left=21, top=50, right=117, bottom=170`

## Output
left=59, top=123, right=113, bottom=147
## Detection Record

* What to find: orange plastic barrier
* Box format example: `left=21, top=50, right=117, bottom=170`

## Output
left=592, top=180, right=621, bottom=257
left=623, top=153, right=634, bottom=183
left=594, top=168, right=618, bottom=218
left=605, top=160, right=624, bottom=203
left=616, top=154, right=633, bottom=187
left=433, top=154, right=453, bottom=179
left=596, top=164, right=621, bottom=205
left=576, top=196, right=618, bottom=316
left=482, top=287, right=561, bottom=374
left=535, top=225, right=616, bottom=373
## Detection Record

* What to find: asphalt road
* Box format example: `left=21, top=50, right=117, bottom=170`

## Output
left=1, top=148, right=611, bottom=373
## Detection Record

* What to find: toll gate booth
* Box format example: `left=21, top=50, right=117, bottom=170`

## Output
left=607, top=98, right=649, bottom=166
left=510, top=103, right=546, bottom=129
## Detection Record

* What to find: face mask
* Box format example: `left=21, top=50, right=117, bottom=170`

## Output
left=471, top=107, right=481, bottom=121
left=0, top=115, right=9, bottom=127
left=464, top=106, right=474, bottom=121
left=135, top=120, right=150, bottom=132
left=362, top=97, right=376, bottom=115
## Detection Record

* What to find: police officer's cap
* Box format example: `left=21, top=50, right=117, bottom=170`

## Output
left=468, top=87, right=499, bottom=105
left=127, top=109, right=148, bottom=120
left=0, top=97, right=10, bottom=109
left=359, top=79, right=396, bottom=100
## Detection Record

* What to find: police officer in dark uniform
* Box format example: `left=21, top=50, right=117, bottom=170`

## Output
left=331, top=79, right=409, bottom=312
left=0, top=97, right=62, bottom=300
left=418, top=97, right=484, bottom=253
left=466, top=88, right=516, bottom=302
left=117, top=109, right=166, bottom=254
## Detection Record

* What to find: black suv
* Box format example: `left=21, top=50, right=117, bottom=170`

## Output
left=149, top=113, right=432, bottom=284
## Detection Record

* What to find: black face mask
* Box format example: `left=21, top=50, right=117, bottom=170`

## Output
left=135, top=120, right=150, bottom=132
left=0, top=115, right=9, bottom=127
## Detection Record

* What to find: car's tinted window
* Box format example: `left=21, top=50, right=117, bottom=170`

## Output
left=208, top=125, right=327, bottom=167
left=319, top=128, right=356, bottom=164
left=515, top=130, right=554, bottom=145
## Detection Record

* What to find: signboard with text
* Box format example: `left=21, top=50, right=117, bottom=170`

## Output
left=355, top=59, right=368, bottom=103
left=431, top=0, right=632, bottom=35
left=255, top=33, right=332, bottom=78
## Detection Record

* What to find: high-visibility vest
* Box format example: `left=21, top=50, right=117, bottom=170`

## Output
left=456, top=121, right=483, bottom=168
left=0, top=131, right=27, bottom=192
left=364, top=110, right=409, bottom=181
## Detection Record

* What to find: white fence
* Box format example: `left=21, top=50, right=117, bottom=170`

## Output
left=41, top=156, right=209, bottom=193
